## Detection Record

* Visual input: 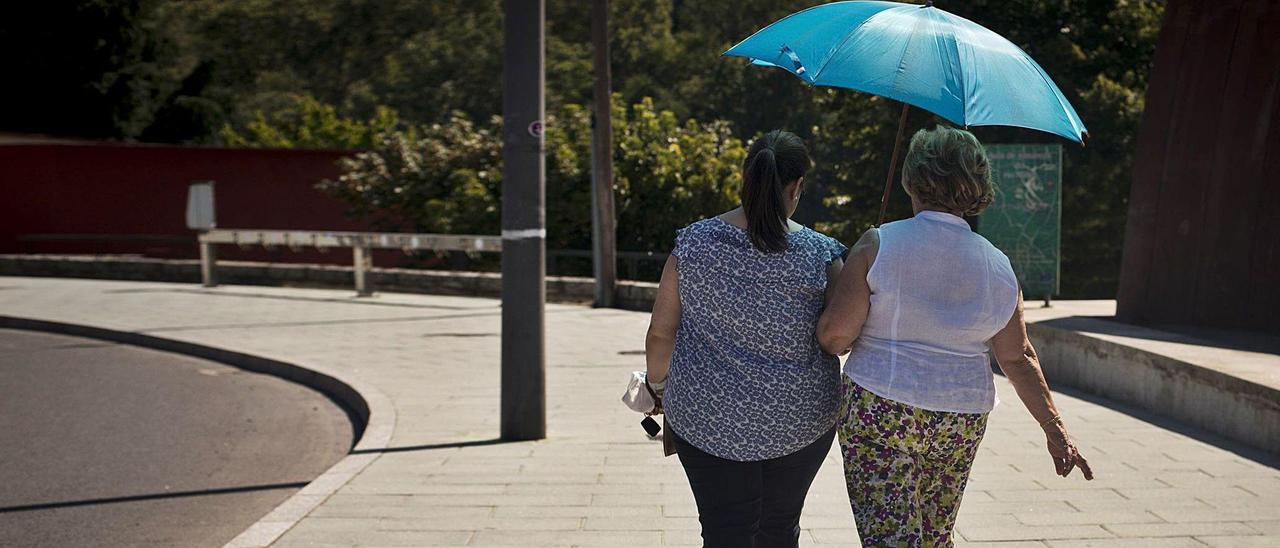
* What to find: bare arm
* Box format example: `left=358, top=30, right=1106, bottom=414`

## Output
left=989, top=292, right=1059, bottom=425
left=817, top=229, right=878, bottom=355
left=990, top=291, right=1093, bottom=480
left=825, top=257, right=845, bottom=304
left=645, top=255, right=682, bottom=384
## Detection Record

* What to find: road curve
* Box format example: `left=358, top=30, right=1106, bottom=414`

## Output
left=0, top=329, right=352, bottom=547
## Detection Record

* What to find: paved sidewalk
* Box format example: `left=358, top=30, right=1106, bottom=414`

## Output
left=2, top=277, right=1278, bottom=547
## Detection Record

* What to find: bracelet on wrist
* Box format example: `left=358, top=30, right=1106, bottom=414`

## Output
left=1039, top=414, right=1064, bottom=430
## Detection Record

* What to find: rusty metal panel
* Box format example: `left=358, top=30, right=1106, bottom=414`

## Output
left=1118, top=0, right=1280, bottom=334
left=1116, top=0, right=1192, bottom=323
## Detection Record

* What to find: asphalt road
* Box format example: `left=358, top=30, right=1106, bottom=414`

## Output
left=0, top=329, right=353, bottom=547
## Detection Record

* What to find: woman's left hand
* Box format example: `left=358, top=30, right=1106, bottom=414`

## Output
left=646, top=394, right=663, bottom=416
left=1045, top=425, right=1094, bottom=480
left=645, top=380, right=664, bottom=416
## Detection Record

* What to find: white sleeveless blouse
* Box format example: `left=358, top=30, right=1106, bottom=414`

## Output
left=843, top=210, right=1020, bottom=413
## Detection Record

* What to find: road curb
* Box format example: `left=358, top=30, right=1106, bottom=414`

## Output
left=0, top=315, right=396, bottom=547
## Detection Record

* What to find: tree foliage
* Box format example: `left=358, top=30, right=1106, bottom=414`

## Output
left=1, top=0, right=1165, bottom=296
left=317, top=97, right=745, bottom=254
left=0, top=1, right=218, bottom=141
left=547, top=97, right=745, bottom=252
left=220, top=94, right=400, bottom=150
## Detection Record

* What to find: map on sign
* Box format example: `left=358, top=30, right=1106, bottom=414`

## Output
left=978, top=144, right=1062, bottom=299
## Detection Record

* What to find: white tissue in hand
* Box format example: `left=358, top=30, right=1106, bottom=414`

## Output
left=621, top=370, right=656, bottom=414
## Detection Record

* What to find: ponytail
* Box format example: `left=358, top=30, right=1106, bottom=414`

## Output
left=741, top=130, right=810, bottom=253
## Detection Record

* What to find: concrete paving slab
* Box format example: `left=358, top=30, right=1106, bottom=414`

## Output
left=1, top=277, right=1277, bottom=546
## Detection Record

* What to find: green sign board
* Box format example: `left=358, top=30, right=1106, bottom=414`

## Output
left=978, top=144, right=1062, bottom=299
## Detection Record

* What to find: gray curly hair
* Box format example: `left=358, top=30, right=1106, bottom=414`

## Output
left=901, top=125, right=994, bottom=217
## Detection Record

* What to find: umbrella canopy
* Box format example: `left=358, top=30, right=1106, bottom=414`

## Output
left=723, top=0, right=1087, bottom=143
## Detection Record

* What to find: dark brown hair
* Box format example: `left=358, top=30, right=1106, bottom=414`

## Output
left=741, top=130, right=810, bottom=253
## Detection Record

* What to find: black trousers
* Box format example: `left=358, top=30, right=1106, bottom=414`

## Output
left=672, top=427, right=836, bottom=548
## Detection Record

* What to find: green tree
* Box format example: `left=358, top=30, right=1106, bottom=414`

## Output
left=163, top=0, right=504, bottom=131
left=220, top=94, right=401, bottom=149
left=547, top=96, right=746, bottom=252
left=317, top=96, right=746, bottom=263
left=0, top=1, right=218, bottom=141
left=315, top=112, right=502, bottom=235
left=24, top=0, right=1162, bottom=294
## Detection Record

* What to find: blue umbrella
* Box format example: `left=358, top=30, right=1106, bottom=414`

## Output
left=724, top=0, right=1087, bottom=223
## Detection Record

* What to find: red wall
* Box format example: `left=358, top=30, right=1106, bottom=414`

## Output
left=0, top=142, right=373, bottom=263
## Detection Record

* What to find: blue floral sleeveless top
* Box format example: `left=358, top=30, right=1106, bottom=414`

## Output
left=664, top=217, right=846, bottom=461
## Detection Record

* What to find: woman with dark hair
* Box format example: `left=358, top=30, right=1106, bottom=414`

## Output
left=644, top=129, right=847, bottom=548
left=818, top=126, right=1093, bottom=546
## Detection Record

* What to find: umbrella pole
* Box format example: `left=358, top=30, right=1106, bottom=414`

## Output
left=877, top=103, right=911, bottom=226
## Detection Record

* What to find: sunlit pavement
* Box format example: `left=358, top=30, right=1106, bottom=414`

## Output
left=1, top=276, right=1277, bottom=547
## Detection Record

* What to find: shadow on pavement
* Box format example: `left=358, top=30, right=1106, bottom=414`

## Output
left=135, top=311, right=503, bottom=333
left=0, top=481, right=309, bottom=514
left=103, top=287, right=493, bottom=311
left=1011, top=375, right=1280, bottom=469
left=351, top=438, right=513, bottom=455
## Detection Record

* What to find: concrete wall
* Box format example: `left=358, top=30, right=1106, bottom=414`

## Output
left=1030, top=321, right=1279, bottom=454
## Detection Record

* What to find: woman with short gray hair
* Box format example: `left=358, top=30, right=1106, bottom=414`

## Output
left=818, top=125, right=1092, bottom=546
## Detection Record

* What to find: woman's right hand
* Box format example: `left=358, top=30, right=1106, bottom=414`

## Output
left=992, top=292, right=1093, bottom=481
left=1044, top=424, right=1093, bottom=480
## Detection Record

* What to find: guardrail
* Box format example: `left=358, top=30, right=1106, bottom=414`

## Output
left=18, top=230, right=670, bottom=293
left=198, top=229, right=500, bottom=296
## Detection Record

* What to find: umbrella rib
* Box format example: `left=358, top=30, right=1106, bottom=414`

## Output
left=887, top=12, right=926, bottom=101
left=941, top=11, right=973, bottom=126
left=808, top=7, right=897, bottom=84
left=1029, top=64, right=1085, bottom=139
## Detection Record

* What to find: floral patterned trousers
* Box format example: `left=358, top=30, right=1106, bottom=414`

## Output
left=838, top=376, right=988, bottom=547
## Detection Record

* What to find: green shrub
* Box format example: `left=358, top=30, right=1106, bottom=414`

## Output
left=315, top=96, right=746, bottom=263
left=315, top=112, right=502, bottom=234
left=220, top=94, right=401, bottom=150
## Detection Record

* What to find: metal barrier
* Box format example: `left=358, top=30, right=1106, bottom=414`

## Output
left=19, top=230, right=670, bottom=290
left=197, top=229, right=501, bottom=296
